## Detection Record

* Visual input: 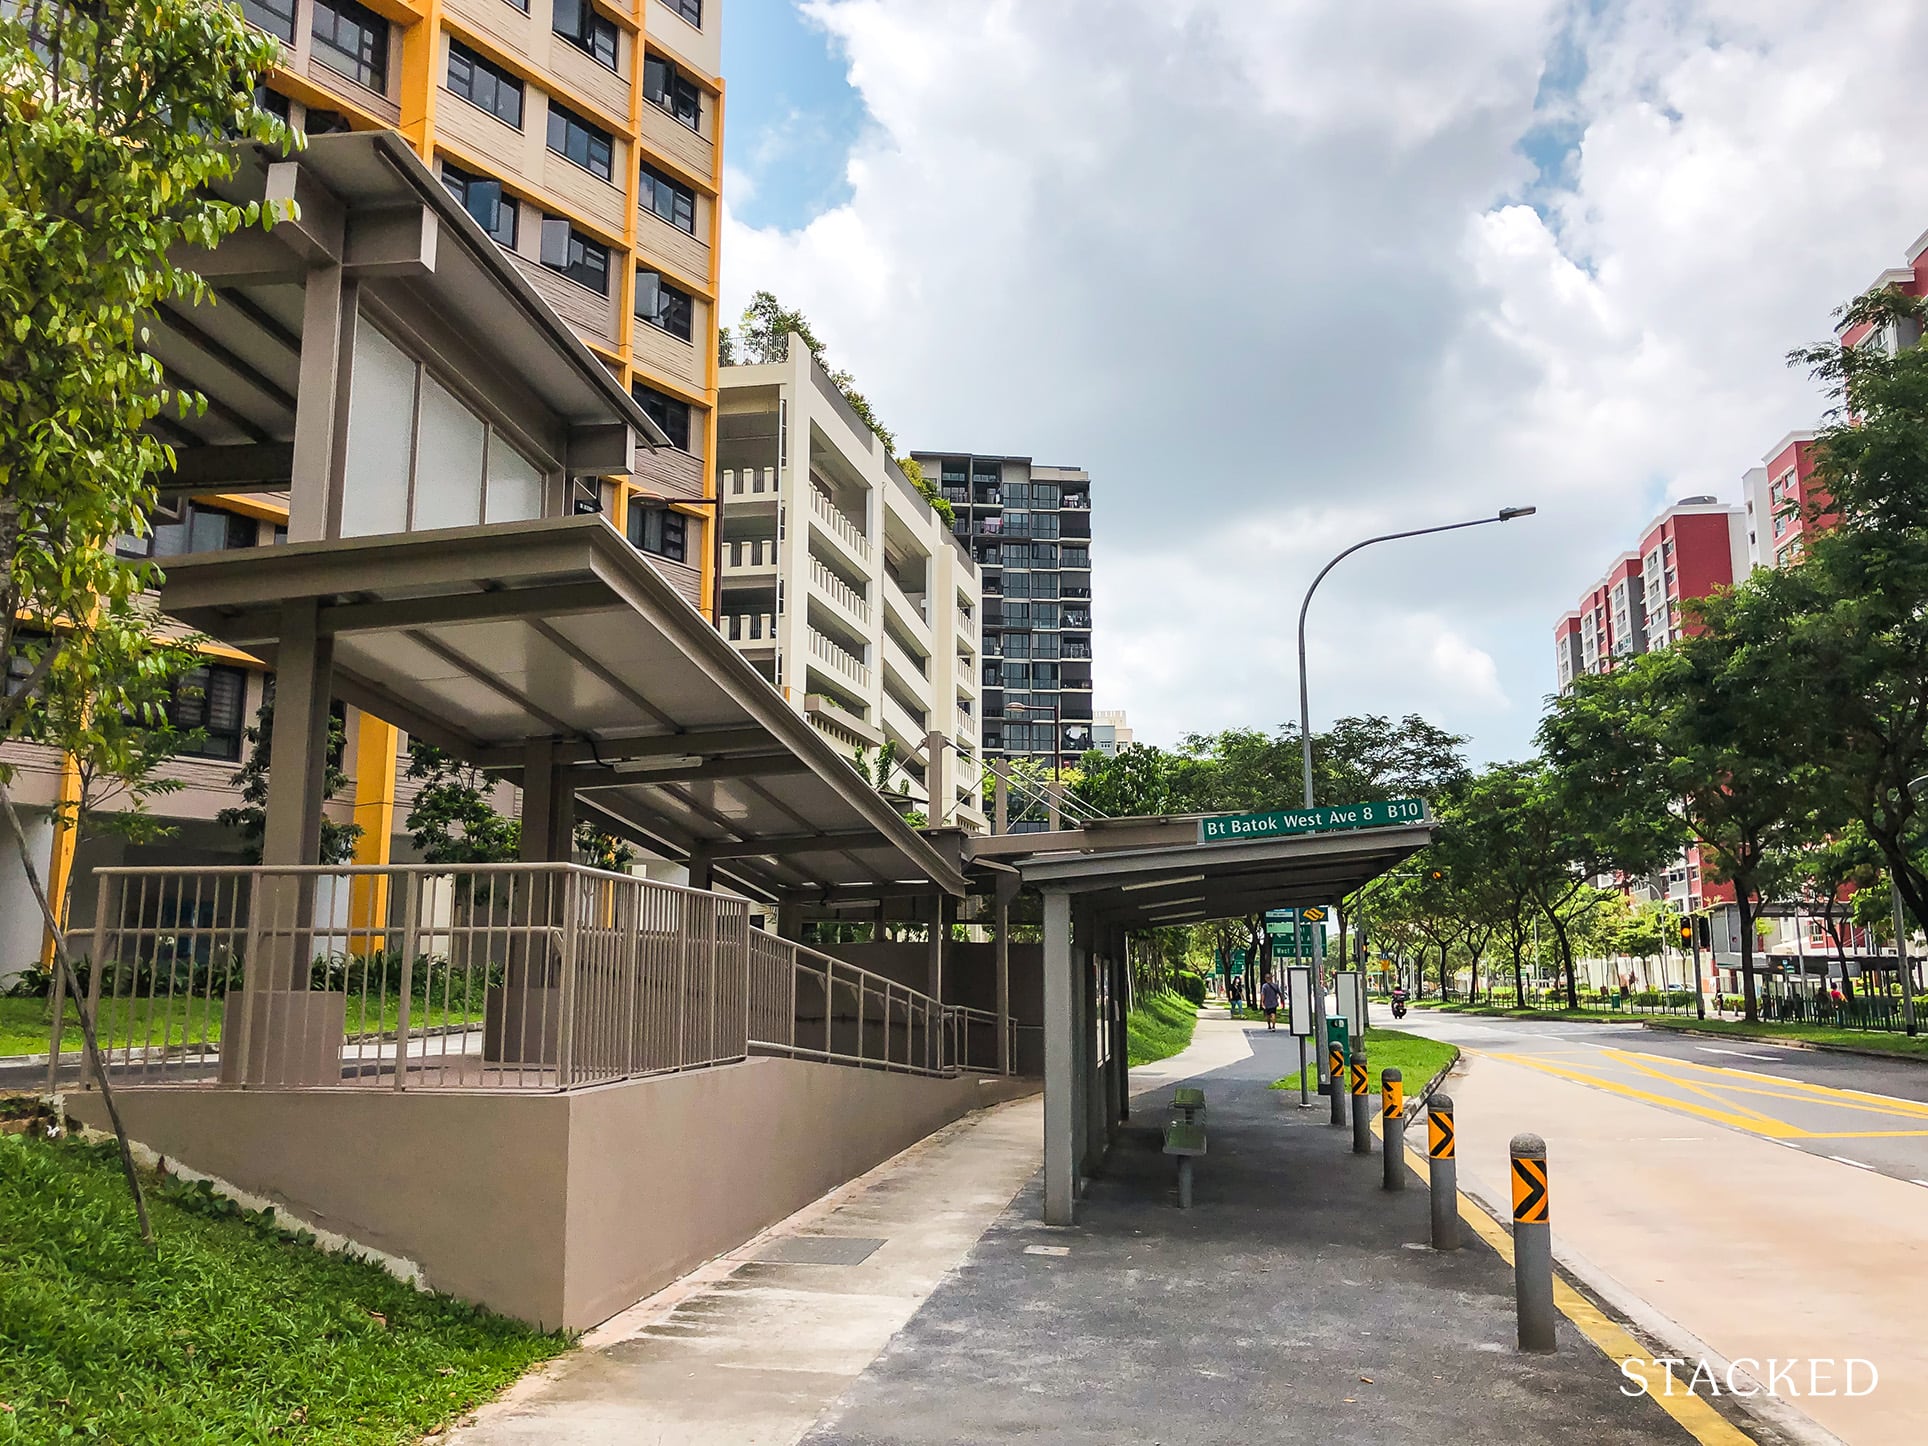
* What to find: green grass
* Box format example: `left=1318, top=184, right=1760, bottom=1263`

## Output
left=0, top=1133, right=568, bottom=1444
left=0, top=994, right=485, bottom=1058
left=1407, top=1000, right=1659, bottom=1024
left=1270, top=1027, right=1459, bottom=1093
left=1127, top=989, right=1200, bottom=1067
left=1644, top=1017, right=1928, bottom=1061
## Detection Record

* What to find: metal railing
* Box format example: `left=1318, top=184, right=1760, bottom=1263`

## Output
left=47, top=864, right=1012, bottom=1093
left=50, top=863, right=749, bottom=1092
left=747, top=930, right=1007, bottom=1077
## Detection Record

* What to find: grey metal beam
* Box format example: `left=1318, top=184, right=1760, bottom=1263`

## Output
left=567, top=754, right=813, bottom=789
left=699, top=828, right=888, bottom=860
left=162, top=442, right=295, bottom=491
left=468, top=726, right=775, bottom=772
left=343, top=205, right=438, bottom=280
left=265, top=159, right=346, bottom=263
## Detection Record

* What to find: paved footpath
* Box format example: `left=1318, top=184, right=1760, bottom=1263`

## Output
left=445, top=1015, right=1774, bottom=1445
left=804, top=1015, right=1743, bottom=1446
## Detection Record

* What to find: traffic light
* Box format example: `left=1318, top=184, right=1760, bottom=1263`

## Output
left=1428, top=868, right=1446, bottom=882
left=1678, top=919, right=1693, bottom=947
left=1697, top=916, right=1712, bottom=949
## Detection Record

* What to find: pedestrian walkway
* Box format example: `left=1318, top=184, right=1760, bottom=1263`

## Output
left=440, top=1095, right=1045, bottom=1446
left=444, top=1015, right=1762, bottom=1445
left=804, top=1015, right=1725, bottom=1446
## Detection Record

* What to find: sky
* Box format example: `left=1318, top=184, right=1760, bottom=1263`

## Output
left=717, top=0, right=1928, bottom=766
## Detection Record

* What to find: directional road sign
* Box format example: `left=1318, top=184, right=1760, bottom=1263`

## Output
left=1197, top=799, right=1426, bottom=844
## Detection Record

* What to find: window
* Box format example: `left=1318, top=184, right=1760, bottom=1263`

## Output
left=446, top=40, right=523, bottom=128
left=539, top=218, right=609, bottom=294
left=241, top=0, right=296, bottom=43
left=546, top=101, right=613, bottom=181
left=552, top=0, right=618, bottom=70
left=632, top=383, right=692, bottom=451
left=634, top=270, right=693, bottom=341
left=311, top=0, right=388, bottom=91
left=118, top=503, right=255, bottom=559
left=643, top=54, right=701, bottom=130
left=664, top=0, right=701, bottom=25
left=253, top=85, right=291, bottom=121
left=639, top=161, right=696, bottom=234
left=167, top=665, right=249, bottom=762
left=626, top=505, right=687, bottom=563
left=441, top=165, right=518, bottom=247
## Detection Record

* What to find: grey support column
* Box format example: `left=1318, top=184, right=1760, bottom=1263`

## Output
left=927, top=893, right=948, bottom=1002
left=287, top=263, right=356, bottom=543
left=259, top=600, right=335, bottom=874
left=994, top=873, right=1017, bottom=1075
left=686, top=847, right=713, bottom=892
left=1042, top=887, right=1076, bottom=1224
left=1082, top=914, right=1106, bottom=1177
left=1110, top=928, right=1130, bottom=1128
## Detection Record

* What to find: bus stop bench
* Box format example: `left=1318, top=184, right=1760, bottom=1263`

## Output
left=1164, top=1108, right=1207, bottom=1209
left=1172, top=1087, right=1206, bottom=1126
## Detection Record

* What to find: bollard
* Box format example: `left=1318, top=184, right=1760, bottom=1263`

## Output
left=1427, top=1094, right=1460, bottom=1250
left=1510, top=1133, right=1555, bottom=1352
left=1328, top=1035, right=1348, bottom=1127
left=1381, top=1068, right=1405, bottom=1190
left=1350, top=1050, right=1372, bottom=1155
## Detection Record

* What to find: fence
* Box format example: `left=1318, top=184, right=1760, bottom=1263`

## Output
left=49, top=863, right=1005, bottom=1093
left=746, top=929, right=1009, bottom=1076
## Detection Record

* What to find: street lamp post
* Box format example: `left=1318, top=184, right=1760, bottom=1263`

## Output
left=1296, top=508, right=1538, bottom=810
left=1293, top=507, right=1537, bottom=1090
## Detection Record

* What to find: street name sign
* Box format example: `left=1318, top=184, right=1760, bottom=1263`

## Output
left=1197, top=798, right=1426, bottom=844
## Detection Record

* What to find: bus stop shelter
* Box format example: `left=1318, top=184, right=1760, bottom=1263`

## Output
left=998, top=822, right=1433, bottom=1224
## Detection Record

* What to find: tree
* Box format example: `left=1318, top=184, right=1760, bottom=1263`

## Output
left=1614, top=900, right=1674, bottom=991
left=1763, top=826, right=1884, bottom=998
left=217, top=698, right=363, bottom=865
left=730, top=290, right=952, bottom=522
left=1772, top=284, right=1928, bottom=963
left=1541, top=629, right=1825, bottom=1022
left=0, top=0, right=291, bottom=1239
left=404, top=740, right=520, bottom=864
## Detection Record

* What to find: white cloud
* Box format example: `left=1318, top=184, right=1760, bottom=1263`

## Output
left=722, top=0, right=1928, bottom=763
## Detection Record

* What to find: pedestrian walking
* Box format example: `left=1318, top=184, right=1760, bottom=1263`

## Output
left=1259, top=976, right=1281, bottom=1031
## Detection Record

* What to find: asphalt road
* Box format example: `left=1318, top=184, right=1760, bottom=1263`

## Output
left=1391, top=1010, right=1928, bottom=1191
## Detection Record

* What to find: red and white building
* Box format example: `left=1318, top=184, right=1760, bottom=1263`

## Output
left=1554, top=496, right=1748, bottom=694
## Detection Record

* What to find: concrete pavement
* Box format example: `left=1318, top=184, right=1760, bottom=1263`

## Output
left=803, top=1015, right=1718, bottom=1446
left=1401, top=1010, right=1928, bottom=1445
left=439, top=1095, right=1045, bottom=1446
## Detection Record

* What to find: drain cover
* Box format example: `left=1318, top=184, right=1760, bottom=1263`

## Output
left=753, top=1235, right=886, bottom=1266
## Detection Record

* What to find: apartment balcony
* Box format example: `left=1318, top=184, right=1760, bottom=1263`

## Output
left=722, top=536, right=778, bottom=577
left=1060, top=493, right=1090, bottom=510
left=1058, top=513, right=1091, bottom=540
left=882, top=631, right=929, bottom=697
left=722, top=466, right=780, bottom=508
left=880, top=690, right=929, bottom=753
left=722, top=611, right=778, bottom=647
left=1061, top=640, right=1092, bottom=660
left=808, top=557, right=870, bottom=629
left=807, top=625, right=871, bottom=693
left=1061, top=612, right=1092, bottom=630
left=882, top=577, right=933, bottom=655
left=940, top=488, right=969, bottom=506
left=809, top=489, right=871, bottom=571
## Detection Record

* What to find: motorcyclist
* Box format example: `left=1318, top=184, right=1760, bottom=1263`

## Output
left=1390, top=984, right=1409, bottom=1019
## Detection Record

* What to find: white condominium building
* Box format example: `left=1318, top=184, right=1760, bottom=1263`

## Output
left=716, top=335, right=984, bottom=828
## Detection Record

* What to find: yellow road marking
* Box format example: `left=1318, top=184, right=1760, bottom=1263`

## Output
left=1602, top=1050, right=1793, bottom=1128
left=1616, top=1051, right=1928, bottom=1117
left=1485, top=1054, right=1805, bottom=1138
left=1399, top=1142, right=1754, bottom=1446
left=1793, top=1129, right=1928, bottom=1139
